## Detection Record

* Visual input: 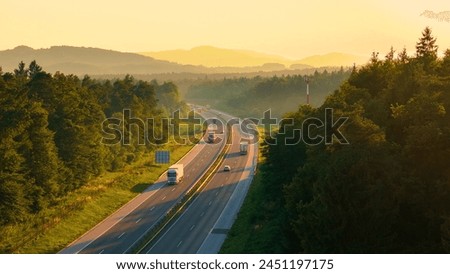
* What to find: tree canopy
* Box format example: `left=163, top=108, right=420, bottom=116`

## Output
left=231, top=27, right=450, bottom=253
left=0, top=64, right=185, bottom=226
left=186, top=69, right=351, bottom=118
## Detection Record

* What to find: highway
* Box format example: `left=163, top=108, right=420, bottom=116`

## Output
left=59, top=109, right=226, bottom=254
left=144, top=116, right=257, bottom=254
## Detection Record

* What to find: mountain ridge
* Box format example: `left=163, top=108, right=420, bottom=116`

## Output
left=296, top=52, right=367, bottom=67
left=140, top=46, right=292, bottom=67
left=0, top=45, right=196, bottom=75
left=0, top=45, right=364, bottom=76
left=140, top=46, right=367, bottom=68
left=1, top=45, right=309, bottom=75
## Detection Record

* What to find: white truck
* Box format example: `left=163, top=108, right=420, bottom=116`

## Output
left=240, top=141, right=249, bottom=155
left=167, top=164, right=184, bottom=185
left=207, top=131, right=215, bottom=143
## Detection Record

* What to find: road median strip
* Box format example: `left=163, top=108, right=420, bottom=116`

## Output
left=129, top=122, right=233, bottom=254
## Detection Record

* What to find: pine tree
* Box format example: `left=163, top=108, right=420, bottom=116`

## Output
left=416, top=27, right=438, bottom=59
left=370, top=51, right=380, bottom=64
left=14, top=61, right=28, bottom=78
left=25, top=102, right=60, bottom=211
left=28, top=60, right=43, bottom=78
left=439, top=49, right=450, bottom=76
left=385, top=46, right=395, bottom=62
left=0, top=139, right=28, bottom=224
left=397, top=48, right=409, bottom=64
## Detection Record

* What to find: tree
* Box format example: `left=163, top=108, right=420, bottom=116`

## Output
left=385, top=46, right=395, bottom=62
left=28, top=60, right=43, bottom=78
left=439, top=49, right=450, bottom=76
left=27, top=70, right=54, bottom=109
left=370, top=51, right=380, bottom=64
left=0, top=62, right=186, bottom=231
left=0, top=84, right=30, bottom=222
left=156, top=81, right=182, bottom=113
left=275, top=29, right=450, bottom=253
left=0, top=139, right=28, bottom=224
left=397, top=47, right=409, bottom=64
left=442, top=217, right=450, bottom=253
left=416, top=26, right=438, bottom=69
left=52, top=89, right=105, bottom=188
left=25, top=102, right=60, bottom=211
left=13, top=61, right=28, bottom=78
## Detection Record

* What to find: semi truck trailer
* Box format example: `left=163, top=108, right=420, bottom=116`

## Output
left=207, top=131, right=215, bottom=143
left=167, top=164, right=184, bottom=185
left=240, top=141, right=249, bottom=155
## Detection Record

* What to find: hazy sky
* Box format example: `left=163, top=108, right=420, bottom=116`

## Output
left=1, top=0, right=449, bottom=59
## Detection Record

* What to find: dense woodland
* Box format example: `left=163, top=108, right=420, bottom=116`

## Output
left=186, top=69, right=351, bottom=118
left=2, top=27, right=449, bottom=254
left=224, top=27, right=450, bottom=253
left=0, top=63, right=185, bottom=226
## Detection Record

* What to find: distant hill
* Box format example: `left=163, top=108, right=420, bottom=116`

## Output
left=0, top=46, right=366, bottom=76
left=140, top=46, right=367, bottom=68
left=139, top=46, right=295, bottom=68
left=0, top=45, right=202, bottom=75
left=294, top=52, right=368, bottom=67
left=0, top=46, right=311, bottom=75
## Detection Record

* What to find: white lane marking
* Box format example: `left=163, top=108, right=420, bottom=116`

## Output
left=215, top=191, right=219, bottom=196
left=162, top=196, right=166, bottom=201
left=118, top=232, right=125, bottom=239
left=200, top=212, right=205, bottom=217
left=190, top=225, right=195, bottom=231
left=134, top=117, right=227, bottom=254
left=221, top=183, right=224, bottom=187
left=99, top=249, right=104, bottom=254
left=136, top=218, right=142, bottom=223
left=150, top=206, right=155, bottom=211
left=177, top=241, right=183, bottom=248
left=208, top=201, right=212, bottom=206
left=171, top=188, right=175, bottom=192
left=73, top=158, right=173, bottom=254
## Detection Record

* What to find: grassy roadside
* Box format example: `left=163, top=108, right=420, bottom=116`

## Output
left=2, top=144, right=194, bottom=254
left=220, top=136, right=287, bottom=253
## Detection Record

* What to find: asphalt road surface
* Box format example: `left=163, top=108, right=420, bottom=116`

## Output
left=144, top=119, right=256, bottom=254
left=59, top=109, right=226, bottom=254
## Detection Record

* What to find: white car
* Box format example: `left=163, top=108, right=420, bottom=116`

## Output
left=223, top=165, right=231, bottom=172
